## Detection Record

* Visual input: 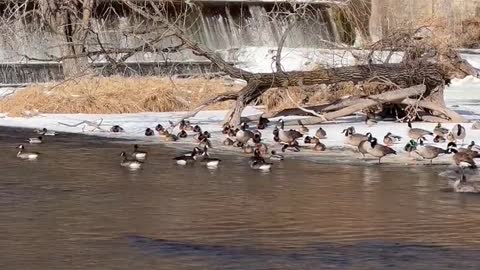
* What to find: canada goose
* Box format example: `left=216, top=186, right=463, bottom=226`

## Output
left=304, top=136, right=320, bottom=144
left=410, top=139, right=449, bottom=164
left=448, top=142, right=476, bottom=169
left=458, top=141, right=480, bottom=159
left=433, top=123, right=449, bottom=136
left=297, top=120, right=309, bottom=134
left=110, top=125, right=124, bottom=133
left=407, top=120, right=433, bottom=141
left=358, top=133, right=374, bottom=158
left=27, top=136, right=43, bottom=144
left=173, top=148, right=199, bottom=165
left=16, top=144, right=39, bottom=160
left=120, top=152, right=143, bottom=169
left=199, top=146, right=221, bottom=168
left=278, top=119, right=303, bottom=144
left=257, top=116, right=270, bottom=130
left=179, top=120, right=193, bottom=131
left=223, top=138, right=234, bottom=146
left=198, top=137, right=212, bottom=149
left=313, top=142, right=326, bottom=151
left=315, top=127, right=327, bottom=139
left=35, top=128, right=57, bottom=136
left=281, top=141, right=301, bottom=152
left=342, top=128, right=371, bottom=147
left=452, top=175, right=480, bottom=193
left=367, top=138, right=396, bottom=164
left=145, top=128, right=154, bottom=136
left=472, top=121, right=480, bottom=130
left=235, top=122, right=254, bottom=144
left=177, top=130, right=188, bottom=138
left=433, top=135, right=446, bottom=143
left=249, top=149, right=272, bottom=171
left=269, top=150, right=284, bottom=161
left=451, top=124, right=466, bottom=144
left=365, top=115, right=378, bottom=127
left=131, top=144, right=147, bottom=160
left=382, top=132, right=402, bottom=146
left=181, top=147, right=202, bottom=158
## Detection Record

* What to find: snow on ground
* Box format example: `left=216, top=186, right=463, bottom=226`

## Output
left=0, top=52, right=479, bottom=166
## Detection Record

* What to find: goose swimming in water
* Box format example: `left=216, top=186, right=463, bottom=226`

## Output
left=16, top=144, right=39, bottom=160
left=249, top=149, right=272, bottom=171
left=131, top=144, right=147, bottom=161
left=120, top=152, right=143, bottom=169
left=27, top=136, right=43, bottom=144
left=198, top=146, right=221, bottom=168
left=173, top=148, right=200, bottom=165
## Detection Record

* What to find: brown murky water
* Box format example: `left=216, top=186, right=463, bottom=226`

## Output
left=1, top=127, right=480, bottom=269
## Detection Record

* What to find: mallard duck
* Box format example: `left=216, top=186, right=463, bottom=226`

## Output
left=155, top=124, right=164, bottom=132
left=433, top=135, right=446, bottom=143
left=36, top=128, right=57, bottom=136
left=193, top=125, right=202, bottom=133
left=452, top=175, right=480, bottom=193
left=315, top=127, right=327, bottom=139
left=235, top=122, right=254, bottom=144
left=120, top=152, right=143, bottom=169
left=179, top=120, right=193, bottom=131
left=433, top=123, right=449, bottom=136
left=407, top=120, right=433, bottom=141
left=451, top=124, right=466, bottom=144
left=177, top=130, right=188, bottom=138
left=27, top=136, right=43, bottom=144
left=297, top=120, right=309, bottom=134
left=164, top=131, right=178, bottom=142
left=223, top=138, right=234, bottom=146
left=313, top=142, right=326, bottom=151
left=16, top=144, right=39, bottom=160
left=145, top=128, right=154, bottom=136
left=383, top=132, right=402, bottom=146
left=342, top=128, right=371, bottom=147
left=410, top=139, right=449, bottom=164
left=277, top=119, right=303, bottom=145
left=367, top=138, right=396, bottom=164
left=257, top=116, right=270, bottom=130
left=281, top=141, right=301, bottom=152
left=249, top=149, right=272, bottom=171
left=269, top=150, right=284, bottom=161
left=304, top=136, right=313, bottom=144
left=110, top=125, right=124, bottom=133
left=131, top=144, right=147, bottom=160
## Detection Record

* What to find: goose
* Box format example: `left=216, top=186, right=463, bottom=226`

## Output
left=451, top=124, right=466, bottom=144
left=297, top=120, right=309, bottom=134
left=249, top=149, right=272, bottom=171
left=177, top=130, right=188, bottom=138
left=268, top=150, right=284, bottom=161
left=199, top=146, right=221, bottom=168
left=367, top=137, right=396, bottom=164
left=223, top=138, right=234, bottom=146
left=120, top=152, right=143, bottom=169
left=458, top=141, right=480, bottom=159
left=277, top=119, right=303, bottom=145
left=156, top=124, right=168, bottom=136
left=145, top=128, right=154, bottom=136
left=433, top=123, right=449, bottom=136
left=433, top=135, right=446, bottom=143
left=27, top=136, right=43, bottom=144
left=235, top=122, right=254, bottom=144
left=383, top=132, right=402, bottom=146
left=198, top=137, right=212, bottom=149
left=342, top=128, right=371, bottom=147
left=315, top=127, right=327, bottom=139
left=16, top=144, right=39, bottom=160
left=173, top=148, right=200, bottom=165
left=448, top=142, right=476, bottom=169
left=472, top=121, right=480, bottom=130
left=180, top=147, right=203, bottom=158
left=407, top=120, right=433, bottom=141
left=452, top=175, right=480, bottom=193
left=110, top=125, right=124, bottom=133
left=313, top=142, right=326, bottom=151
left=257, top=116, right=270, bottom=130
left=411, top=139, right=449, bottom=164
left=281, top=141, right=301, bottom=152
left=131, top=144, right=147, bottom=160
left=179, top=120, right=193, bottom=131
left=358, top=133, right=374, bottom=158
left=36, top=128, right=57, bottom=136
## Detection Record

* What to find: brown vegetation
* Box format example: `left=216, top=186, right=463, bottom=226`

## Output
left=0, top=77, right=243, bottom=116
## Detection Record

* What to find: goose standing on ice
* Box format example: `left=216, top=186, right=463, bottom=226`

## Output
left=235, top=122, right=254, bottom=145
left=366, top=138, right=396, bottom=164
left=408, top=139, right=449, bottom=165
left=450, top=124, right=466, bottom=144
left=315, top=126, right=327, bottom=139
left=407, top=120, right=433, bottom=141
left=16, top=144, right=39, bottom=160
left=277, top=119, right=303, bottom=146
left=342, top=127, right=371, bottom=147
left=383, top=132, right=402, bottom=146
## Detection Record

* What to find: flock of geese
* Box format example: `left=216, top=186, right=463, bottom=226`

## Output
left=14, top=117, right=480, bottom=193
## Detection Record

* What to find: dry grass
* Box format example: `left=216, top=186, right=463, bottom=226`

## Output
left=0, top=76, right=243, bottom=116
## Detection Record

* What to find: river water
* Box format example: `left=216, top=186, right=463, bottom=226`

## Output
left=1, top=127, right=480, bottom=269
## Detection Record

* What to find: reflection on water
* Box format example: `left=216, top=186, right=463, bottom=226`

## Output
left=1, top=127, right=480, bottom=269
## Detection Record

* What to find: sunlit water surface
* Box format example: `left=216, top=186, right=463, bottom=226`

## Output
left=1, top=127, right=480, bottom=270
